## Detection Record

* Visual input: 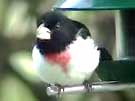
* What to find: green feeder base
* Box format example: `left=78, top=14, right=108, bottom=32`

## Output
left=97, top=60, right=135, bottom=82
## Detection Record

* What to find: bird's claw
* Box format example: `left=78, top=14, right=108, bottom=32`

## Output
left=55, top=84, right=64, bottom=97
left=83, top=80, right=92, bottom=92
left=47, top=83, right=64, bottom=97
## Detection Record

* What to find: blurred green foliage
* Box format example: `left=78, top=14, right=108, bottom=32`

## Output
left=0, top=74, right=37, bottom=101
left=0, top=0, right=135, bottom=101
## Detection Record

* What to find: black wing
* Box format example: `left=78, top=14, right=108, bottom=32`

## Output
left=71, top=20, right=91, bottom=39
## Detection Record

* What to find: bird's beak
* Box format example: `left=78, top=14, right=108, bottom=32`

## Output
left=36, top=24, right=51, bottom=40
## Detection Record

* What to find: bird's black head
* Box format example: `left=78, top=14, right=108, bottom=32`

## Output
left=36, top=11, right=79, bottom=54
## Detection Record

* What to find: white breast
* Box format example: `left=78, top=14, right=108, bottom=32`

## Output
left=32, top=46, right=72, bottom=85
left=32, top=37, right=100, bottom=85
left=67, top=36, right=100, bottom=82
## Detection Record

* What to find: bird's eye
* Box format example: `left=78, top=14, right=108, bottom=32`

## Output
left=55, top=22, right=61, bottom=29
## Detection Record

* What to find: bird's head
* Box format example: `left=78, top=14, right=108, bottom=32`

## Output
left=36, top=11, right=78, bottom=54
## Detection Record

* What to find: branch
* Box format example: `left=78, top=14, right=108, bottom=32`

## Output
left=46, top=82, right=135, bottom=96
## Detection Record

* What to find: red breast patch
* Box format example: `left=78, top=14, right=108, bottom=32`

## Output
left=45, top=51, right=71, bottom=72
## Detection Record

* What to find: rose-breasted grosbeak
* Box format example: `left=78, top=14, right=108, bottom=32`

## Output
left=32, top=11, right=101, bottom=92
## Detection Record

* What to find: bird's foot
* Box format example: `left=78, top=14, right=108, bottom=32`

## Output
left=55, top=84, right=64, bottom=97
left=83, top=80, right=92, bottom=92
left=47, top=83, right=64, bottom=97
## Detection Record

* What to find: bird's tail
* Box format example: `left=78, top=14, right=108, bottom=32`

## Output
left=98, top=47, right=113, bottom=61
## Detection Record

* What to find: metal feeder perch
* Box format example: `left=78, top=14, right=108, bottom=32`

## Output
left=47, top=0, right=135, bottom=96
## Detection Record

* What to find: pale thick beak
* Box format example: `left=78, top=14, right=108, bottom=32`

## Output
left=36, top=24, right=51, bottom=40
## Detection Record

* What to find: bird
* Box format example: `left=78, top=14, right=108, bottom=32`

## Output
left=32, top=11, right=101, bottom=93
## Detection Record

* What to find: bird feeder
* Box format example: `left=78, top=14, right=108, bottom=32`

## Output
left=46, top=0, right=135, bottom=96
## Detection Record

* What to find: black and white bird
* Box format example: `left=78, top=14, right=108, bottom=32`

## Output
left=32, top=11, right=101, bottom=90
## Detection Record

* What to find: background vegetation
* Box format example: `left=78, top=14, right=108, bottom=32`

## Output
left=0, top=0, right=135, bottom=101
